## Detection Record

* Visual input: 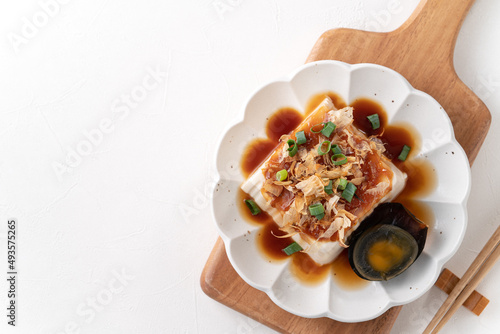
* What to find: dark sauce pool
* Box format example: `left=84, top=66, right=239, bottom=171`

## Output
left=240, top=108, right=303, bottom=179
left=239, top=92, right=437, bottom=287
left=351, top=97, right=436, bottom=224
left=305, top=91, right=347, bottom=115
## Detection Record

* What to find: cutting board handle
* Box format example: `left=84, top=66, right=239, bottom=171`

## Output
left=398, top=0, right=476, bottom=55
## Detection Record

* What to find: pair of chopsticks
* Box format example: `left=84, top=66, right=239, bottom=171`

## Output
left=423, top=224, right=500, bottom=333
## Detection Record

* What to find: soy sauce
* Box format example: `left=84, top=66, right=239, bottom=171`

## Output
left=257, top=222, right=295, bottom=261
left=238, top=92, right=437, bottom=286
left=290, top=252, right=333, bottom=285
left=351, top=98, right=387, bottom=136
left=305, top=91, right=347, bottom=115
left=351, top=97, right=417, bottom=163
left=240, top=138, right=277, bottom=178
left=237, top=188, right=273, bottom=226
left=266, top=107, right=303, bottom=142
left=241, top=107, right=304, bottom=178
left=331, top=250, right=368, bottom=289
left=240, top=107, right=306, bottom=263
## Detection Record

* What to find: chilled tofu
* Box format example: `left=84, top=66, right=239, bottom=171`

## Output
left=241, top=97, right=407, bottom=265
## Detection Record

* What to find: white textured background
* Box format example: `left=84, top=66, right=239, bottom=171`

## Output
left=0, top=0, right=499, bottom=333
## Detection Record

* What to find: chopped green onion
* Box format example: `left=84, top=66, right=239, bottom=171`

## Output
left=331, top=153, right=348, bottom=165
left=331, top=144, right=342, bottom=155
left=276, top=169, right=288, bottom=181
left=244, top=199, right=261, bottom=215
left=321, top=121, right=336, bottom=137
left=324, top=180, right=333, bottom=195
left=342, top=182, right=357, bottom=203
left=310, top=123, right=324, bottom=133
left=309, top=203, right=325, bottom=220
left=367, top=114, right=380, bottom=130
left=337, top=178, right=348, bottom=190
left=295, top=131, right=307, bottom=145
left=309, top=203, right=324, bottom=215
left=398, top=145, right=411, bottom=161
left=318, top=140, right=331, bottom=156
left=287, top=139, right=298, bottom=157
left=283, top=242, right=302, bottom=256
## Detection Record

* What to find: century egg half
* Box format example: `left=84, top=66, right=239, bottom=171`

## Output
left=348, top=202, right=428, bottom=281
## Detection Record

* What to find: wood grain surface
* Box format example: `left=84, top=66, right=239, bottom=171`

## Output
left=434, top=269, right=489, bottom=316
left=307, top=0, right=490, bottom=164
left=201, top=238, right=403, bottom=333
left=201, top=243, right=490, bottom=333
left=201, top=0, right=491, bottom=333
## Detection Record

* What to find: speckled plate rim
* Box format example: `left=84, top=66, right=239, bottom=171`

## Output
left=211, top=60, right=471, bottom=322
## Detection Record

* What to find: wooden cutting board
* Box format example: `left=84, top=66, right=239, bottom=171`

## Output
left=201, top=0, right=491, bottom=332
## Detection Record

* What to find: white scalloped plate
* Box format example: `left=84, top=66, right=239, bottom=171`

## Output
left=212, top=60, right=471, bottom=322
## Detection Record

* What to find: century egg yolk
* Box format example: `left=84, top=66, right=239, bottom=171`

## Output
left=367, top=240, right=405, bottom=272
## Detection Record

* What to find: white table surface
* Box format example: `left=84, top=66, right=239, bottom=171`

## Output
left=1, top=0, right=499, bottom=333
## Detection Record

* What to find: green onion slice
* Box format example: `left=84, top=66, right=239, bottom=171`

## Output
left=244, top=199, right=261, bottom=215
left=276, top=169, right=288, bottom=181
left=310, top=123, right=324, bottom=133
left=287, top=139, right=298, bottom=157
left=318, top=140, right=331, bottom=156
left=295, top=131, right=306, bottom=145
left=367, top=114, right=380, bottom=130
left=341, top=182, right=357, bottom=203
left=331, top=153, right=348, bottom=165
left=309, top=203, right=325, bottom=219
left=283, top=242, right=303, bottom=256
left=398, top=145, right=411, bottom=161
left=337, top=178, right=348, bottom=190
left=321, top=121, right=336, bottom=137
left=324, top=180, right=333, bottom=195
left=331, top=144, right=342, bottom=155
